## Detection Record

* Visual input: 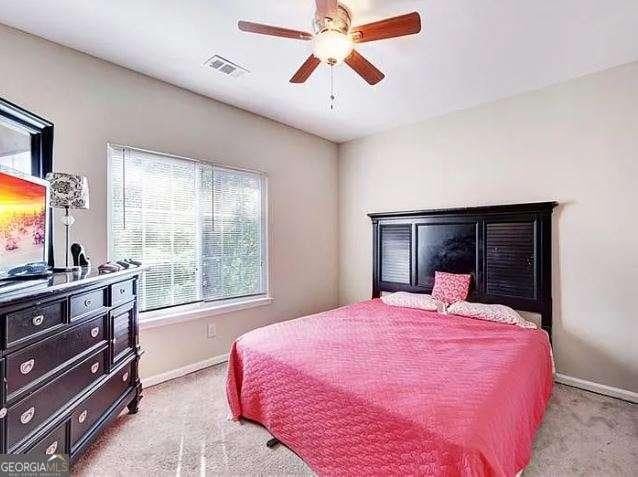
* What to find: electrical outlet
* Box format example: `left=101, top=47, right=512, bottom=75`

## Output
left=207, top=323, right=216, bottom=338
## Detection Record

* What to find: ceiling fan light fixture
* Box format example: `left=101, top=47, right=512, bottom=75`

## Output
left=313, top=30, right=353, bottom=65
left=238, top=5, right=421, bottom=85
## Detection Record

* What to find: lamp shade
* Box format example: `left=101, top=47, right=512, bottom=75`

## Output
left=45, top=172, right=90, bottom=209
left=313, top=30, right=354, bottom=65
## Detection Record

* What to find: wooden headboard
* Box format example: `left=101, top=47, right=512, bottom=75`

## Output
left=369, top=202, right=557, bottom=339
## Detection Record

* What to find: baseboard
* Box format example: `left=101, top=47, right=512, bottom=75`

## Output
left=555, top=373, right=637, bottom=403
left=142, top=353, right=229, bottom=388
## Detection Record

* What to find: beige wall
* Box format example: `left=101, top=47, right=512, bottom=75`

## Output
left=339, top=62, right=638, bottom=393
left=0, top=24, right=339, bottom=379
left=2, top=21, right=636, bottom=394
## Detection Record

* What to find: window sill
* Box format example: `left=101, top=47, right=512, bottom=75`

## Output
left=139, top=296, right=274, bottom=330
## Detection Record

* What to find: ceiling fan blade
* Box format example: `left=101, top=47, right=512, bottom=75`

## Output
left=315, top=0, right=338, bottom=19
left=238, top=21, right=312, bottom=40
left=351, top=12, right=421, bottom=43
left=345, top=50, right=385, bottom=85
left=290, top=55, right=321, bottom=83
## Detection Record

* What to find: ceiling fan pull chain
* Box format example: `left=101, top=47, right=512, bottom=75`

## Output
left=330, top=63, right=335, bottom=110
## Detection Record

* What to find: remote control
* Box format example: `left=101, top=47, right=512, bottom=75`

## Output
left=7, top=262, right=51, bottom=277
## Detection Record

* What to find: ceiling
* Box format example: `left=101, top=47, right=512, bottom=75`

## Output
left=1, top=0, right=637, bottom=143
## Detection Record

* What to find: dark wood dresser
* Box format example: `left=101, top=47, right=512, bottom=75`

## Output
left=0, top=268, right=143, bottom=461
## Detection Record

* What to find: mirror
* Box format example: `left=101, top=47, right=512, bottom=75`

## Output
left=0, top=97, right=54, bottom=266
left=0, top=118, right=32, bottom=174
left=0, top=98, right=53, bottom=179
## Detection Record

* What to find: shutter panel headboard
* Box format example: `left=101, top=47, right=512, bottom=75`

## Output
left=369, top=202, right=557, bottom=340
left=380, top=225, right=411, bottom=284
left=486, top=222, right=536, bottom=299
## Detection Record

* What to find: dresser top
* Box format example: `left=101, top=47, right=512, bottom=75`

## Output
left=0, top=267, right=143, bottom=307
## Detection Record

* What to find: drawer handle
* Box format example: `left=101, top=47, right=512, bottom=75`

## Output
left=20, top=407, right=35, bottom=424
left=90, top=326, right=100, bottom=338
left=84, top=299, right=93, bottom=307
left=122, top=372, right=129, bottom=382
left=45, top=440, right=58, bottom=455
left=0, top=408, right=6, bottom=419
left=32, top=314, right=45, bottom=326
left=90, top=362, right=100, bottom=374
left=78, top=410, right=87, bottom=423
left=120, top=288, right=126, bottom=294
left=20, top=359, right=35, bottom=375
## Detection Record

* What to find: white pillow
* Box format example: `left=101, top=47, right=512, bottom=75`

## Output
left=447, top=301, right=537, bottom=329
left=381, top=292, right=444, bottom=312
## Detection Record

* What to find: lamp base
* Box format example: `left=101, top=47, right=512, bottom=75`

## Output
left=52, top=266, right=81, bottom=272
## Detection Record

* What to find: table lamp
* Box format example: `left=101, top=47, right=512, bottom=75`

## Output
left=45, top=172, right=90, bottom=271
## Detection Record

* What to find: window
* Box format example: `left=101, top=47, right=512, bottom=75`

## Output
left=108, top=145, right=267, bottom=312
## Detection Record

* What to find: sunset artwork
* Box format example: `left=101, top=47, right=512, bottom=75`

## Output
left=0, top=172, right=47, bottom=269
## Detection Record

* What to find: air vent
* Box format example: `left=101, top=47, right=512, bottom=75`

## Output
left=203, top=55, right=249, bottom=78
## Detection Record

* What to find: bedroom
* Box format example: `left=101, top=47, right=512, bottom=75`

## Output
left=0, top=0, right=635, bottom=475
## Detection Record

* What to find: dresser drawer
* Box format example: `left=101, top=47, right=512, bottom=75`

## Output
left=24, top=422, right=67, bottom=455
left=71, top=362, right=132, bottom=449
left=5, top=300, right=66, bottom=348
left=6, top=314, right=107, bottom=397
left=7, top=348, right=108, bottom=450
left=70, top=288, right=107, bottom=320
left=112, top=304, right=134, bottom=363
left=110, top=279, right=135, bottom=307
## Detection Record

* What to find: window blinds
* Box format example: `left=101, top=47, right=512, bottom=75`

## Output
left=109, top=145, right=266, bottom=312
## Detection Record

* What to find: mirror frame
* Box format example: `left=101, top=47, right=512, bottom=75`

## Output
left=0, top=97, right=54, bottom=266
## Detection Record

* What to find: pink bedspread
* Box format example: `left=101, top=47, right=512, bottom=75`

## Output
left=227, top=299, right=553, bottom=476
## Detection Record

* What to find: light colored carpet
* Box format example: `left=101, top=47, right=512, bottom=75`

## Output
left=73, top=363, right=637, bottom=476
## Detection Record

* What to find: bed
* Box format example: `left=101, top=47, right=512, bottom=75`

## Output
left=227, top=202, right=557, bottom=476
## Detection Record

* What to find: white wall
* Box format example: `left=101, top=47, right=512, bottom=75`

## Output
left=339, top=62, right=638, bottom=393
left=0, top=24, right=339, bottom=379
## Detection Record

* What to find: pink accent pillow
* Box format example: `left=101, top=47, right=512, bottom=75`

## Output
left=448, top=301, right=537, bottom=329
left=381, top=292, right=445, bottom=312
left=431, top=271, right=471, bottom=304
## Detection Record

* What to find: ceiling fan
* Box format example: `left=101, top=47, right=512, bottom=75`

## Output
left=238, top=0, right=421, bottom=85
